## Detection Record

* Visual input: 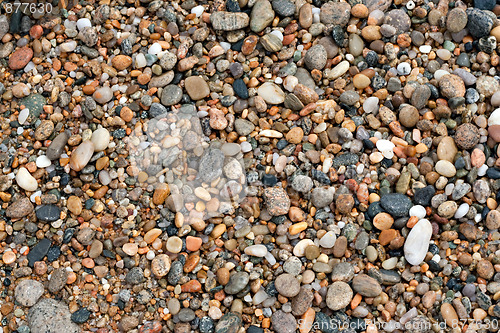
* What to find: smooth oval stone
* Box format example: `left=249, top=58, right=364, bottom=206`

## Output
left=36, top=205, right=61, bottom=222
left=47, top=131, right=70, bottom=160
left=91, top=128, right=110, bottom=152
left=224, top=272, right=249, bottom=294
left=93, top=86, right=113, bottom=104
left=257, top=82, right=285, bottom=104
left=16, top=167, right=38, bottom=191
left=70, top=141, right=95, bottom=171
left=435, top=160, right=457, bottom=177
left=404, top=219, right=432, bottom=265
left=244, top=245, right=268, bottom=257
left=319, top=231, right=337, bottom=248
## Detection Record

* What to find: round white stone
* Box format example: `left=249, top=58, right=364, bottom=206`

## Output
left=148, top=43, right=162, bottom=55
left=18, top=108, right=29, bottom=125
left=397, top=62, right=411, bottom=75
left=36, top=155, right=51, bottom=168
left=363, top=96, right=379, bottom=113
left=244, top=245, right=268, bottom=257
left=191, top=5, right=204, bottom=17
left=76, top=18, right=92, bottom=30
left=376, top=139, right=395, bottom=152
left=319, top=231, right=337, bottom=248
left=404, top=219, right=432, bottom=266
left=454, top=203, right=469, bottom=219
left=409, top=205, right=426, bottom=219
left=91, top=128, right=110, bottom=152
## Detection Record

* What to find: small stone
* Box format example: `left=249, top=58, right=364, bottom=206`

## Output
left=15, top=279, right=44, bottom=307
left=6, top=197, right=34, bottom=218
left=257, top=82, right=285, bottom=104
left=454, top=123, right=480, bottom=149
left=28, top=299, right=79, bottom=333
left=185, top=76, right=210, bottom=100
left=16, top=167, right=38, bottom=192
left=352, top=274, right=382, bottom=297
left=399, top=105, right=419, bottom=127
left=161, top=85, right=183, bottom=106
left=250, top=0, right=274, bottom=32
left=224, top=272, right=249, bottom=294
left=93, top=87, right=113, bottom=104
left=439, top=75, right=465, bottom=98
left=404, top=219, right=432, bottom=266
left=326, top=281, right=353, bottom=310
left=466, top=8, right=493, bottom=38
left=91, top=128, right=110, bottom=152
left=320, top=2, right=351, bottom=27
left=304, top=44, right=327, bottom=70
left=210, top=12, right=249, bottom=31
left=9, top=47, right=33, bottom=70
left=151, top=254, right=171, bottom=277
left=275, top=273, right=300, bottom=297
left=447, top=8, right=468, bottom=33
left=48, top=267, right=68, bottom=293
left=476, top=259, right=494, bottom=279
left=264, top=187, right=290, bottom=216
left=70, top=141, right=95, bottom=172
left=271, top=310, right=296, bottom=333
left=380, top=193, right=412, bottom=217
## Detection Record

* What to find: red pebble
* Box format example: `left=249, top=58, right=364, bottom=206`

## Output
left=29, top=25, right=43, bottom=39
left=139, top=321, right=162, bottom=333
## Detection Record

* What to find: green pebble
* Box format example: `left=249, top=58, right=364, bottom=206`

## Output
left=363, top=220, right=372, bottom=231
left=293, top=51, right=302, bottom=62
left=445, top=119, right=457, bottom=129
left=456, top=169, right=468, bottom=178
left=443, top=40, right=455, bottom=52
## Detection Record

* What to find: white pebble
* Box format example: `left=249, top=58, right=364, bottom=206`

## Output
left=419, top=45, right=432, bottom=53
left=409, top=205, right=426, bottom=219
left=91, top=128, right=111, bottom=152
left=135, top=53, right=147, bottom=68
left=319, top=231, right=337, bottom=248
left=148, top=43, right=162, bottom=55
left=397, top=62, right=411, bottom=75
left=241, top=141, right=252, bottom=153
left=478, top=164, right=488, bottom=176
left=76, top=18, right=92, bottom=31
left=18, top=108, right=29, bottom=125
left=376, top=139, right=395, bottom=152
left=363, top=96, right=379, bottom=113
left=36, top=155, right=51, bottom=168
left=454, top=203, right=469, bottom=219
left=191, top=5, right=204, bottom=17
left=16, top=167, right=38, bottom=192
left=244, top=245, right=268, bottom=257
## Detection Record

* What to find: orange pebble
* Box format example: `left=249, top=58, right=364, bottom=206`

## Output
left=82, top=258, right=95, bottom=269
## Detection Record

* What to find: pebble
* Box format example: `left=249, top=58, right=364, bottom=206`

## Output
left=275, top=273, right=300, bottom=297
left=15, top=279, right=44, bottom=307
left=185, top=76, right=210, bottom=100
left=28, top=299, right=80, bottom=333
left=16, top=167, right=38, bottom=192
left=9, top=47, right=33, bottom=70
left=326, top=281, right=353, bottom=310
left=404, top=219, right=432, bottom=265
left=352, top=274, right=382, bottom=297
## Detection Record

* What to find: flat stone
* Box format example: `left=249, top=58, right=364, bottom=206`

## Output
left=380, top=193, right=412, bottom=217
left=352, top=274, right=382, bottom=297
left=15, top=279, right=44, bottom=307
left=210, top=12, right=249, bottom=31
left=326, top=281, right=353, bottom=310
left=28, top=299, right=80, bottom=333
left=185, top=76, right=210, bottom=100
